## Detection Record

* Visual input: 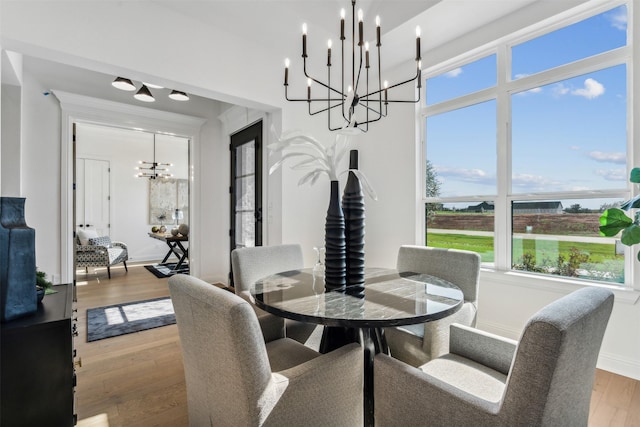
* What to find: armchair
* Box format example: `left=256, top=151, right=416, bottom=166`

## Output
left=385, top=245, right=481, bottom=366
left=76, top=235, right=128, bottom=279
left=374, top=287, right=614, bottom=426
left=168, top=274, right=363, bottom=426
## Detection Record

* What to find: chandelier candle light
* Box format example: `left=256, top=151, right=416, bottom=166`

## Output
left=135, top=134, right=173, bottom=179
left=284, top=0, right=422, bottom=132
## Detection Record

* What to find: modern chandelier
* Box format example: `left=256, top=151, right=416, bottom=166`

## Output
left=283, top=0, right=422, bottom=132
left=135, top=134, right=173, bottom=179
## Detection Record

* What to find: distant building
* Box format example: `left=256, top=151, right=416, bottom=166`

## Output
left=465, top=201, right=563, bottom=214
left=513, top=201, right=564, bottom=214
left=467, top=202, right=494, bottom=213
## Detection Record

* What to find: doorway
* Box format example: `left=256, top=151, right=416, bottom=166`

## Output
left=229, top=121, right=263, bottom=282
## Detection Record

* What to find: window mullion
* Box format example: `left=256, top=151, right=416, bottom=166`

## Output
left=495, top=43, right=511, bottom=271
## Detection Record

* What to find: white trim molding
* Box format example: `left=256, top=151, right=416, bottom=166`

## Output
left=53, top=90, right=206, bottom=283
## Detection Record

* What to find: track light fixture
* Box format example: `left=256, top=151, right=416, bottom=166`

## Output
left=111, top=78, right=190, bottom=102
left=169, top=90, right=189, bottom=101
left=134, top=84, right=155, bottom=102
left=112, top=77, right=136, bottom=91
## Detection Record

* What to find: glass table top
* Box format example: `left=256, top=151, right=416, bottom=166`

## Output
left=251, top=268, right=464, bottom=328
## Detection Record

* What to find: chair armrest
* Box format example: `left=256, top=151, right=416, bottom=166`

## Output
left=422, top=301, right=477, bottom=359
left=449, top=324, right=516, bottom=376
left=266, top=343, right=363, bottom=426
left=112, top=241, right=128, bottom=250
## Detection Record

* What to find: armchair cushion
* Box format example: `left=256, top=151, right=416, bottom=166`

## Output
left=77, top=229, right=98, bottom=245
left=88, top=235, right=112, bottom=248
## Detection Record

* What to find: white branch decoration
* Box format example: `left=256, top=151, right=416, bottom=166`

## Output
left=269, top=126, right=377, bottom=200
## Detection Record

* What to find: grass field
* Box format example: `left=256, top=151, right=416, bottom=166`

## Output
left=427, top=232, right=624, bottom=283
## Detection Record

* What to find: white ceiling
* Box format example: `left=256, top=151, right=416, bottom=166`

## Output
left=5, top=0, right=579, bottom=113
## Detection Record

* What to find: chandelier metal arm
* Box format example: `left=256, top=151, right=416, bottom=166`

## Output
left=283, top=0, right=422, bottom=131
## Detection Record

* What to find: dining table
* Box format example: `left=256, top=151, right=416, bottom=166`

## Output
left=251, top=267, right=464, bottom=427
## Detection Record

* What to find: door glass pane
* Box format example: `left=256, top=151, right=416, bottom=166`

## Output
left=237, top=141, right=255, bottom=175
left=511, top=65, right=627, bottom=193
left=234, top=142, right=256, bottom=249
left=235, top=176, right=255, bottom=211
left=235, top=212, right=255, bottom=248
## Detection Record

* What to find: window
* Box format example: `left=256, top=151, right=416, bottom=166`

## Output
left=426, top=54, right=496, bottom=105
left=422, top=3, right=632, bottom=286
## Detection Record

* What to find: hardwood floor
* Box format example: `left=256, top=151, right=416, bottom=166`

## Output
left=75, top=263, right=188, bottom=427
left=74, top=262, right=640, bottom=427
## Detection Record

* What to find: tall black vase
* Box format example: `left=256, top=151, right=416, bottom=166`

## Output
left=324, top=180, right=346, bottom=291
left=342, top=150, right=365, bottom=297
left=0, top=197, right=36, bottom=322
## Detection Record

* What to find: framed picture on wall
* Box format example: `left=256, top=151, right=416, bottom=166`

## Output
left=149, top=178, right=189, bottom=225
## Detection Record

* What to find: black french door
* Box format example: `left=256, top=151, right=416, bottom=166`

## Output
left=229, top=121, right=263, bottom=282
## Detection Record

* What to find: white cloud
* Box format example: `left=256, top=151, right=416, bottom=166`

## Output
left=553, top=83, right=570, bottom=96
left=608, top=10, right=627, bottom=31
left=445, top=68, right=463, bottom=78
left=512, top=173, right=563, bottom=192
left=571, top=78, right=605, bottom=99
left=588, top=151, right=626, bottom=164
left=434, top=166, right=494, bottom=185
left=515, top=86, right=542, bottom=96
left=594, top=168, right=627, bottom=181
left=569, top=145, right=581, bottom=151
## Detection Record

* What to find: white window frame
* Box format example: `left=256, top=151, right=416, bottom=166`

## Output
left=419, top=0, right=638, bottom=290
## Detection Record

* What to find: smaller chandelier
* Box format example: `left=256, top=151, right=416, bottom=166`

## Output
left=284, top=0, right=422, bottom=132
left=135, top=134, right=173, bottom=179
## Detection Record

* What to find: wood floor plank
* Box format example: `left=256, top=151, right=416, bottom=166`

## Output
left=74, top=262, right=640, bottom=427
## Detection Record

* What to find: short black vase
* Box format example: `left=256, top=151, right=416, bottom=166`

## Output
left=342, top=150, right=365, bottom=297
left=324, top=180, right=346, bottom=291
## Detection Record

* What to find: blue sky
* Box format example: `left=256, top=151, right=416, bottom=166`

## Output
left=425, top=5, right=628, bottom=203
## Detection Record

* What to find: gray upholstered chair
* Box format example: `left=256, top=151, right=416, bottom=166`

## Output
left=385, top=245, right=481, bottom=366
left=374, top=287, right=614, bottom=427
left=231, top=244, right=322, bottom=348
left=168, top=274, right=363, bottom=427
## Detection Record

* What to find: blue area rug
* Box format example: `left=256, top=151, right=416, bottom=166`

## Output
left=86, top=297, right=175, bottom=342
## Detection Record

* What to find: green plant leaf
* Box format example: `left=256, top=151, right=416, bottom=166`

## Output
left=630, top=167, right=640, bottom=184
left=599, top=208, right=633, bottom=236
left=621, top=224, right=640, bottom=246
left=620, top=194, right=640, bottom=210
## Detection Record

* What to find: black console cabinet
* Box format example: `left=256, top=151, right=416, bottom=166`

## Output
left=1, top=284, right=76, bottom=426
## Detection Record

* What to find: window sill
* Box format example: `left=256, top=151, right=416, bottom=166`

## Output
left=479, top=268, right=640, bottom=305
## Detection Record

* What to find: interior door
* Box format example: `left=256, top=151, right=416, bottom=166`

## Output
left=229, top=121, right=263, bottom=281
left=76, top=158, right=111, bottom=236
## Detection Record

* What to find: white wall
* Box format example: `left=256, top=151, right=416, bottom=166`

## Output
left=1, top=0, right=638, bottom=379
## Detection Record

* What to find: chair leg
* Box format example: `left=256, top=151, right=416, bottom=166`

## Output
left=107, top=266, right=111, bottom=279
left=85, top=267, right=88, bottom=273
left=123, top=261, right=128, bottom=272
